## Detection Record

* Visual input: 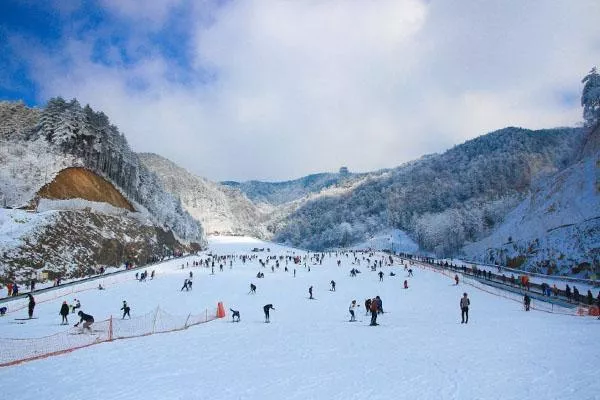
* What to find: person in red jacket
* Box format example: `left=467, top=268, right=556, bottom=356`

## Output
left=369, top=298, right=379, bottom=326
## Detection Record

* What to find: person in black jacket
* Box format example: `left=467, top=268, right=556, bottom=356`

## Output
left=60, top=301, right=70, bottom=325
left=263, top=304, right=275, bottom=322
left=27, top=293, right=35, bottom=319
left=523, top=294, right=531, bottom=311
left=121, top=301, right=131, bottom=319
left=74, top=311, right=95, bottom=331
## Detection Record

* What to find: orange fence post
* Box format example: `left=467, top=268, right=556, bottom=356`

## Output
left=217, top=302, right=226, bottom=318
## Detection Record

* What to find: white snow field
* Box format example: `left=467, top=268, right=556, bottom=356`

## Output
left=0, top=236, right=598, bottom=400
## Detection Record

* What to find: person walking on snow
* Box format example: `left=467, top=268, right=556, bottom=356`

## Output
left=263, top=304, right=275, bottom=323
left=454, top=274, right=459, bottom=285
left=378, top=271, right=384, bottom=282
left=365, top=298, right=372, bottom=316
left=59, top=301, right=70, bottom=325
left=330, top=280, right=336, bottom=291
left=460, top=293, right=470, bottom=324
left=369, top=297, right=379, bottom=326
left=349, top=300, right=359, bottom=322
left=309, top=286, right=314, bottom=299
left=121, top=301, right=131, bottom=319
left=523, top=294, right=531, bottom=311
left=27, top=293, right=35, bottom=319
left=375, top=295, right=383, bottom=314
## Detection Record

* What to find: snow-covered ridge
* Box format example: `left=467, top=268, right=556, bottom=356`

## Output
left=138, top=153, right=269, bottom=238
left=462, top=152, right=600, bottom=276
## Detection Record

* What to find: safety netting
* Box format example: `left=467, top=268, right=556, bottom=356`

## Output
left=0, top=306, right=219, bottom=367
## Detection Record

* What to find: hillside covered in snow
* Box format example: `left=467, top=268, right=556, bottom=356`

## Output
left=0, top=100, right=205, bottom=282
left=1, top=98, right=598, bottom=280
left=139, top=153, right=270, bottom=238
left=462, top=127, right=600, bottom=276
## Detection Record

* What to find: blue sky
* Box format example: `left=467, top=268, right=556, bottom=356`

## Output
left=1, top=0, right=599, bottom=181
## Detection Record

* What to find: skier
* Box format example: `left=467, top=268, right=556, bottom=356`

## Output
left=71, top=299, right=81, bottom=313
left=330, top=280, right=336, bottom=291
left=408, top=269, right=413, bottom=277
left=349, top=300, right=359, bottom=322
left=523, top=294, right=531, bottom=311
left=454, top=274, right=459, bottom=285
left=74, top=311, right=95, bottom=332
left=263, top=304, right=275, bottom=323
left=249, top=283, right=257, bottom=294
left=375, top=295, right=383, bottom=314
left=365, top=298, right=372, bottom=316
left=293, top=269, right=296, bottom=277
left=460, top=293, right=470, bottom=324
left=189, top=271, right=193, bottom=279
left=369, top=297, right=379, bottom=326
left=121, top=301, right=131, bottom=319
left=404, top=280, right=408, bottom=289
left=59, top=301, right=70, bottom=325
left=309, top=286, right=314, bottom=299
left=27, top=293, right=35, bottom=319
left=378, top=271, right=384, bottom=282
left=181, top=279, right=189, bottom=291
left=151, top=270, right=155, bottom=279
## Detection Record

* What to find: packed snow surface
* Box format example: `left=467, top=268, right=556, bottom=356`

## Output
left=0, top=236, right=598, bottom=400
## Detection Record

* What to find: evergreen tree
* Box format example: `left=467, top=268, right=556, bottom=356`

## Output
left=581, top=67, right=600, bottom=128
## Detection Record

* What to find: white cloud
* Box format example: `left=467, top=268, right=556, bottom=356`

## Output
left=22, top=0, right=600, bottom=181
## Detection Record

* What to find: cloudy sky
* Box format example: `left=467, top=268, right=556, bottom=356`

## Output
left=1, top=1, right=599, bottom=181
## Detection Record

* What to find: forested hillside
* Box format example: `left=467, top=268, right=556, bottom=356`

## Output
left=222, top=169, right=364, bottom=205
left=0, top=99, right=204, bottom=243
left=273, top=127, right=587, bottom=254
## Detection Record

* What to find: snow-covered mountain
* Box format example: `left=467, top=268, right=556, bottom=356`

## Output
left=1, top=98, right=598, bottom=279
left=222, top=168, right=365, bottom=205
left=138, top=153, right=270, bottom=238
left=462, top=127, right=600, bottom=276
left=273, top=127, right=587, bottom=253
left=0, top=100, right=205, bottom=282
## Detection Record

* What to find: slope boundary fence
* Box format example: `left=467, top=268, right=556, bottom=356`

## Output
left=414, top=261, right=594, bottom=316
left=0, top=305, right=221, bottom=368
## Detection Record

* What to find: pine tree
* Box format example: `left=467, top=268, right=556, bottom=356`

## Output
left=581, top=67, right=600, bottom=128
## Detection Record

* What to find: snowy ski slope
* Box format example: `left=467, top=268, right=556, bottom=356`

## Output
left=0, top=236, right=598, bottom=400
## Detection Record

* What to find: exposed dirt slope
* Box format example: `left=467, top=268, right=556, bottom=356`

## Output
left=37, top=167, right=134, bottom=211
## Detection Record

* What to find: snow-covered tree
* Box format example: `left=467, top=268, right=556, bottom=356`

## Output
left=581, top=67, right=600, bottom=128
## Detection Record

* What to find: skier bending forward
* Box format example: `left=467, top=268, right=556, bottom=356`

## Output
left=74, top=311, right=95, bottom=332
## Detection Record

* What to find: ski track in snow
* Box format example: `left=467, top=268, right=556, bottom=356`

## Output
left=0, top=236, right=598, bottom=400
